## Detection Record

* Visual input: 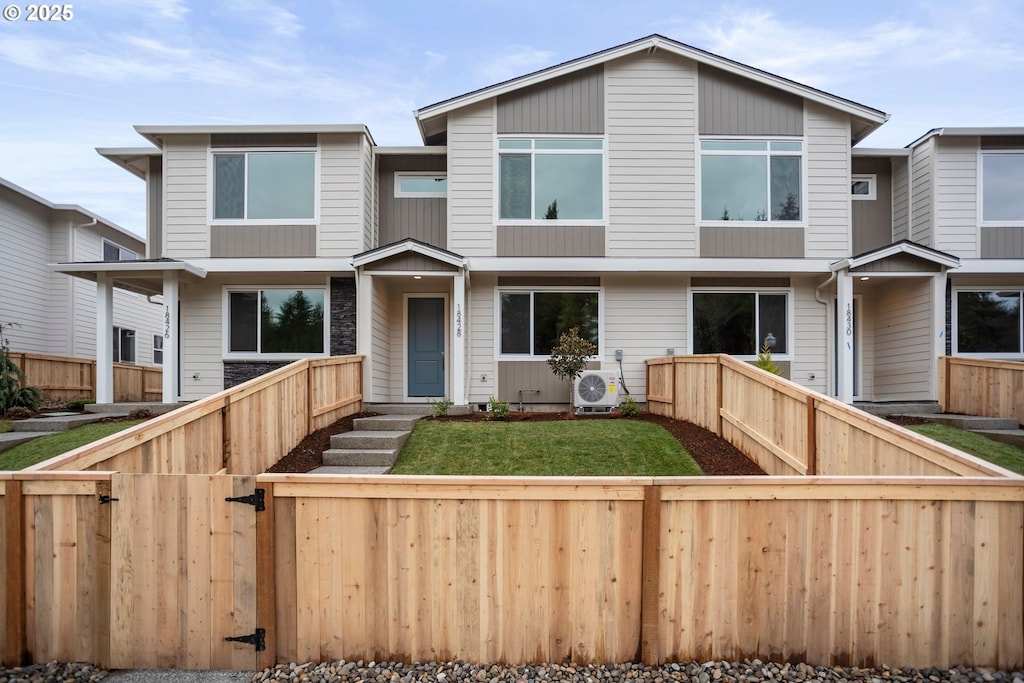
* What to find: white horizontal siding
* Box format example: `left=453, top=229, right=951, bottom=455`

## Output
left=891, top=157, right=909, bottom=242
left=320, top=133, right=364, bottom=257
left=872, top=279, right=932, bottom=400
left=0, top=189, right=52, bottom=353
left=467, top=274, right=497, bottom=404
left=371, top=278, right=391, bottom=402
left=362, top=136, right=375, bottom=251
left=603, top=274, right=687, bottom=402
left=934, top=137, right=979, bottom=258
left=448, top=101, right=495, bottom=257
left=910, top=137, right=934, bottom=247
left=164, top=135, right=210, bottom=258
left=179, top=280, right=223, bottom=400
left=791, top=278, right=828, bottom=394
left=804, top=103, right=851, bottom=258
left=46, top=215, right=72, bottom=355
left=606, top=52, right=696, bottom=257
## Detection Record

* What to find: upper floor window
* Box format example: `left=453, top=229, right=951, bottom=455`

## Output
left=981, top=152, right=1024, bottom=223
left=955, top=290, right=1022, bottom=357
left=700, top=139, right=802, bottom=223
left=213, top=151, right=316, bottom=221
left=395, top=172, right=447, bottom=198
left=103, top=240, right=137, bottom=261
left=851, top=174, right=877, bottom=200
left=498, top=138, right=604, bottom=221
left=499, top=289, right=600, bottom=357
left=691, top=291, right=789, bottom=357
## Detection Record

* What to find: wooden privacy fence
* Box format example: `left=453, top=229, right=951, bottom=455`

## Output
left=8, top=351, right=162, bottom=402
left=1, top=473, right=1021, bottom=671
left=645, top=355, right=1016, bottom=478
left=939, top=356, right=1024, bottom=426
left=1, top=353, right=1021, bottom=671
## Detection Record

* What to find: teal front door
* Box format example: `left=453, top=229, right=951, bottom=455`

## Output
left=408, top=297, right=445, bottom=397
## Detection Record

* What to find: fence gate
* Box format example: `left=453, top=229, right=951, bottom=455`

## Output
left=108, top=473, right=260, bottom=670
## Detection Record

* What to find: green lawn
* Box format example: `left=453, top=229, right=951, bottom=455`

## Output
left=0, top=420, right=11, bottom=434
left=0, top=420, right=144, bottom=471
left=391, top=419, right=702, bottom=476
left=908, top=423, right=1024, bottom=475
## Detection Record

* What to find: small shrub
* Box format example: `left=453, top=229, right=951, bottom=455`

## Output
left=546, top=327, right=598, bottom=416
left=428, top=396, right=452, bottom=418
left=127, top=407, right=153, bottom=420
left=4, top=406, right=34, bottom=419
left=753, top=342, right=783, bottom=376
left=486, top=396, right=510, bottom=421
left=619, top=395, right=640, bottom=417
left=0, top=321, right=41, bottom=414
left=66, top=399, right=96, bottom=411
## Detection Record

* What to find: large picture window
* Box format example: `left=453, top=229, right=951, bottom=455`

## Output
left=500, top=291, right=599, bottom=356
left=956, top=290, right=1023, bottom=355
left=498, top=138, right=604, bottom=221
left=692, top=291, right=788, bottom=356
left=981, top=153, right=1024, bottom=223
left=700, top=140, right=802, bottom=222
left=214, top=151, right=316, bottom=221
left=227, top=288, right=325, bottom=355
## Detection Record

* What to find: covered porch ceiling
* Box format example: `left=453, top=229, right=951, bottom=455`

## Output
left=50, top=258, right=208, bottom=297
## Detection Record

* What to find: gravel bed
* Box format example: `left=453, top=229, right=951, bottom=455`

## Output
left=2, top=660, right=1021, bottom=683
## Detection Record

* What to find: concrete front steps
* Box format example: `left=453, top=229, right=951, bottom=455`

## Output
left=313, top=403, right=471, bottom=474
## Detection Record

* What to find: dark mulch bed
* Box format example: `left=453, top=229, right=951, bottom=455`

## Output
left=267, top=410, right=765, bottom=476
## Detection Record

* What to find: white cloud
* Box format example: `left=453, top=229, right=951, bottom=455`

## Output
left=90, top=0, right=191, bottom=22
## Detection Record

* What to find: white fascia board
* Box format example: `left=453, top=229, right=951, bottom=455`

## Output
left=906, top=126, right=1024, bottom=149
left=953, top=260, right=1024, bottom=274
left=135, top=124, right=373, bottom=147
left=415, top=35, right=887, bottom=129
left=184, top=257, right=355, bottom=274
left=351, top=242, right=465, bottom=269
left=832, top=243, right=960, bottom=271
left=467, top=257, right=833, bottom=274
left=852, top=147, right=910, bottom=157
left=50, top=260, right=208, bottom=279
left=96, top=147, right=160, bottom=180
left=375, top=146, right=447, bottom=156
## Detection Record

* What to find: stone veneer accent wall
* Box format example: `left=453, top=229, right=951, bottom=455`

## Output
left=331, top=277, right=357, bottom=356
left=223, top=278, right=358, bottom=389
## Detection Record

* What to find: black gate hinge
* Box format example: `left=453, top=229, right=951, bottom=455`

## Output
left=98, top=494, right=119, bottom=505
left=225, top=628, right=265, bottom=652
left=225, top=488, right=265, bottom=511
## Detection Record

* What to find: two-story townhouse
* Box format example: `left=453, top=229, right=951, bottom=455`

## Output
left=0, top=177, right=163, bottom=371
left=70, top=35, right=1017, bottom=409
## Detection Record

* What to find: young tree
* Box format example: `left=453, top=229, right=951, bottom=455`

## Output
left=0, top=321, right=41, bottom=414
left=546, top=326, right=597, bottom=417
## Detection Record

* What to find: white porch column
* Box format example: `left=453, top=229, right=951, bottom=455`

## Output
left=95, top=273, right=114, bottom=404
left=162, top=271, right=179, bottom=404
left=452, top=271, right=466, bottom=405
left=836, top=270, right=855, bottom=404
left=355, top=269, right=374, bottom=403
left=931, top=271, right=948, bottom=401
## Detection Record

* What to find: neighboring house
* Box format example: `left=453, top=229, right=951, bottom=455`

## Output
left=0, top=177, right=163, bottom=370
left=64, top=34, right=1021, bottom=407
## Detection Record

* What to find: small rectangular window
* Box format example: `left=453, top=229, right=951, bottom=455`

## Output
left=394, top=172, right=447, bottom=198
left=103, top=240, right=137, bottom=261
left=956, top=290, right=1023, bottom=355
left=153, top=335, right=164, bottom=365
left=113, top=326, right=136, bottom=363
left=851, top=174, right=877, bottom=200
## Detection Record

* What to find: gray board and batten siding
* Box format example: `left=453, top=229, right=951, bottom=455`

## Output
left=852, top=157, right=893, bottom=255
left=850, top=253, right=942, bottom=273
left=700, top=226, right=804, bottom=258
left=363, top=252, right=459, bottom=272
left=698, top=64, right=803, bottom=136
left=497, top=225, right=605, bottom=257
left=147, top=156, right=163, bottom=258
left=378, top=154, right=448, bottom=249
left=497, top=65, right=604, bottom=135
left=981, top=227, right=1024, bottom=258
left=210, top=225, right=317, bottom=258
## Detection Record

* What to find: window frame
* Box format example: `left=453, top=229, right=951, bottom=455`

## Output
left=221, top=284, right=330, bottom=360
left=113, top=326, right=136, bottom=364
left=209, top=148, right=320, bottom=225
left=952, top=287, right=1024, bottom=359
left=687, top=287, right=794, bottom=360
left=851, top=174, right=877, bottom=201
left=494, top=286, right=603, bottom=361
left=494, top=135, right=607, bottom=225
left=979, top=150, right=1024, bottom=226
left=102, top=239, right=138, bottom=262
left=394, top=171, right=448, bottom=198
left=153, top=334, right=164, bottom=365
left=698, top=136, right=806, bottom=226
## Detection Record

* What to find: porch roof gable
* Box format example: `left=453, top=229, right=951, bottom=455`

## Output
left=351, top=238, right=466, bottom=270
left=830, top=240, right=961, bottom=273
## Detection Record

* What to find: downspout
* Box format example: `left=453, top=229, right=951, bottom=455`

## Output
left=814, top=271, right=837, bottom=305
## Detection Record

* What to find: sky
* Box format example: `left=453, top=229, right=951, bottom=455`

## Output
left=1, top=0, right=1023, bottom=237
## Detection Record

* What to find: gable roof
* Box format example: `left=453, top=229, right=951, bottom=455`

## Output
left=351, top=238, right=466, bottom=269
left=830, top=240, right=960, bottom=272
left=415, top=34, right=888, bottom=144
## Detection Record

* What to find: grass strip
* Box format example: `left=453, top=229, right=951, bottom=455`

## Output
left=908, top=423, right=1024, bottom=475
left=0, top=420, right=145, bottom=470
left=391, top=419, right=702, bottom=476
